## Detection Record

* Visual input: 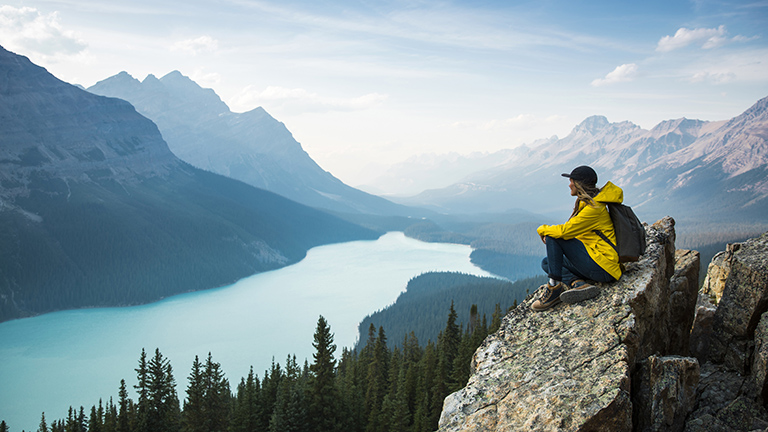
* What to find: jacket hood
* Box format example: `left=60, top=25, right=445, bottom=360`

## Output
left=595, top=181, right=623, bottom=204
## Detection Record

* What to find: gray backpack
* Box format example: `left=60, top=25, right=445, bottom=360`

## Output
left=594, top=203, right=646, bottom=263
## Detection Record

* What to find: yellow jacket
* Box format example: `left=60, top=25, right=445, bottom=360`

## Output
left=536, top=181, right=623, bottom=280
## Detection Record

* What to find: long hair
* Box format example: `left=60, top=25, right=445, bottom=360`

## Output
left=570, top=181, right=601, bottom=219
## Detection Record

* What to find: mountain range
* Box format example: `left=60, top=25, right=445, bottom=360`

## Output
left=390, top=99, right=768, bottom=224
left=0, top=46, right=379, bottom=323
left=87, top=71, right=415, bottom=216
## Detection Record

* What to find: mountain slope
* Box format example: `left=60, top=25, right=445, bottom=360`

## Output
left=0, top=46, right=380, bottom=323
left=87, top=71, right=415, bottom=216
left=396, top=98, right=768, bottom=223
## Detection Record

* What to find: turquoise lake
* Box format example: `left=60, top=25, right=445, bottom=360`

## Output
left=0, top=232, right=495, bottom=430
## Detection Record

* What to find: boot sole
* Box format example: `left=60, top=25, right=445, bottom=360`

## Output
left=560, top=286, right=599, bottom=304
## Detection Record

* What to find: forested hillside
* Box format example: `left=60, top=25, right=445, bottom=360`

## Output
left=357, top=272, right=547, bottom=349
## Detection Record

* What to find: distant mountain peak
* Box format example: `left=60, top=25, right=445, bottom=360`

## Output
left=573, top=115, right=610, bottom=134
left=88, top=70, right=413, bottom=216
left=738, top=94, right=768, bottom=121
left=649, top=118, right=708, bottom=137
left=114, top=71, right=135, bottom=80
left=162, top=70, right=185, bottom=79
left=159, top=70, right=198, bottom=89
left=91, top=71, right=141, bottom=94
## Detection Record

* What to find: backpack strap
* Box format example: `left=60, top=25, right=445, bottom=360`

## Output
left=593, top=229, right=617, bottom=252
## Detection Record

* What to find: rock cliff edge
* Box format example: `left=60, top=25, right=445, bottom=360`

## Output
left=438, top=217, right=768, bottom=431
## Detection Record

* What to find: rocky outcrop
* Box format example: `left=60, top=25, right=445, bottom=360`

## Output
left=438, top=220, right=768, bottom=431
left=685, top=232, right=768, bottom=431
left=633, top=355, right=699, bottom=432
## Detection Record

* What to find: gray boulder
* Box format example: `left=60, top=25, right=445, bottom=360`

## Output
left=707, top=234, right=768, bottom=372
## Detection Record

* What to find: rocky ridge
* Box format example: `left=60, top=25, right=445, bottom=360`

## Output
left=438, top=219, right=768, bottom=431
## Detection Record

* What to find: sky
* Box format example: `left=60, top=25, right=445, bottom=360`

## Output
left=1, top=0, right=767, bottom=186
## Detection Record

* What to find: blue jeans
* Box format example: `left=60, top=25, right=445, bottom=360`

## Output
left=541, top=236, right=615, bottom=286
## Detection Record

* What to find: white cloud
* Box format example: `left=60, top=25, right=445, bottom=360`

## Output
left=656, top=25, right=753, bottom=52
left=684, top=48, right=768, bottom=84
left=170, top=35, right=219, bottom=55
left=590, top=63, right=639, bottom=87
left=228, top=85, right=388, bottom=113
left=0, top=6, right=86, bottom=57
left=690, top=71, right=736, bottom=84
left=188, top=69, right=222, bottom=88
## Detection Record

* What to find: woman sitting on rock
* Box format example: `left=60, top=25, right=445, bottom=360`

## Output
left=532, top=165, right=623, bottom=311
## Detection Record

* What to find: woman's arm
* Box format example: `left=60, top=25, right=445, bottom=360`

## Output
left=537, top=204, right=605, bottom=239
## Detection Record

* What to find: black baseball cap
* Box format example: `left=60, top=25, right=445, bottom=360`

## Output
left=562, top=165, right=598, bottom=186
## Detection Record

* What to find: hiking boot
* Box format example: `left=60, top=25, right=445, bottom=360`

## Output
left=531, top=282, right=566, bottom=311
left=560, top=279, right=599, bottom=304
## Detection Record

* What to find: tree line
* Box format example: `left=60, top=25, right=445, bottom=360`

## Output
left=13, top=303, right=507, bottom=432
left=357, top=272, right=546, bottom=349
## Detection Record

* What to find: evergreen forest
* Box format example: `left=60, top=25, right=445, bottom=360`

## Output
left=357, top=272, right=546, bottom=349
left=9, top=305, right=509, bottom=432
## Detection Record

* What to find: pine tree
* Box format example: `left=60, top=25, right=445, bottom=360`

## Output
left=401, top=332, right=421, bottom=421
left=136, top=348, right=181, bottom=432
left=103, top=398, right=117, bottom=432
left=336, top=348, right=365, bottom=432
left=268, top=356, right=307, bottom=432
left=96, top=400, right=105, bottom=432
left=365, top=326, right=389, bottom=432
left=230, top=368, right=260, bottom=432
left=77, top=405, right=87, bottom=432
left=309, top=315, right=338, bottom=432
left=468, top=304, right=479, bottom=335
left=412, top=341, right=437, bottom=432
left=116, top=380, right=130, bottom=432
left=388, top=364, right=411, bottom=432
left=439, top=301, right=461, bottom=391
left=202, top=352, right=230, bottom=432
left=182, top=356, right=206, bottom=432
left=451, top=326, right=473, bottom=390
left=65, top=406, right=76, bottom=432
left=358, top=323, right=377, bottom=423
left=376, top=346, right=401, bottom=432
left=37, top=412, right=48, bottom=432
left=89, top=404, right=103, bottom=432
left=134, top=349, right=149, bottom=432
left=490, top=303, right=503, bottom=333
left=260, top=359, right=283, bottom=429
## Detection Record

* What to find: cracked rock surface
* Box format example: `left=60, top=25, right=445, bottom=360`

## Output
left=438, top=217, right=699, bottom=431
